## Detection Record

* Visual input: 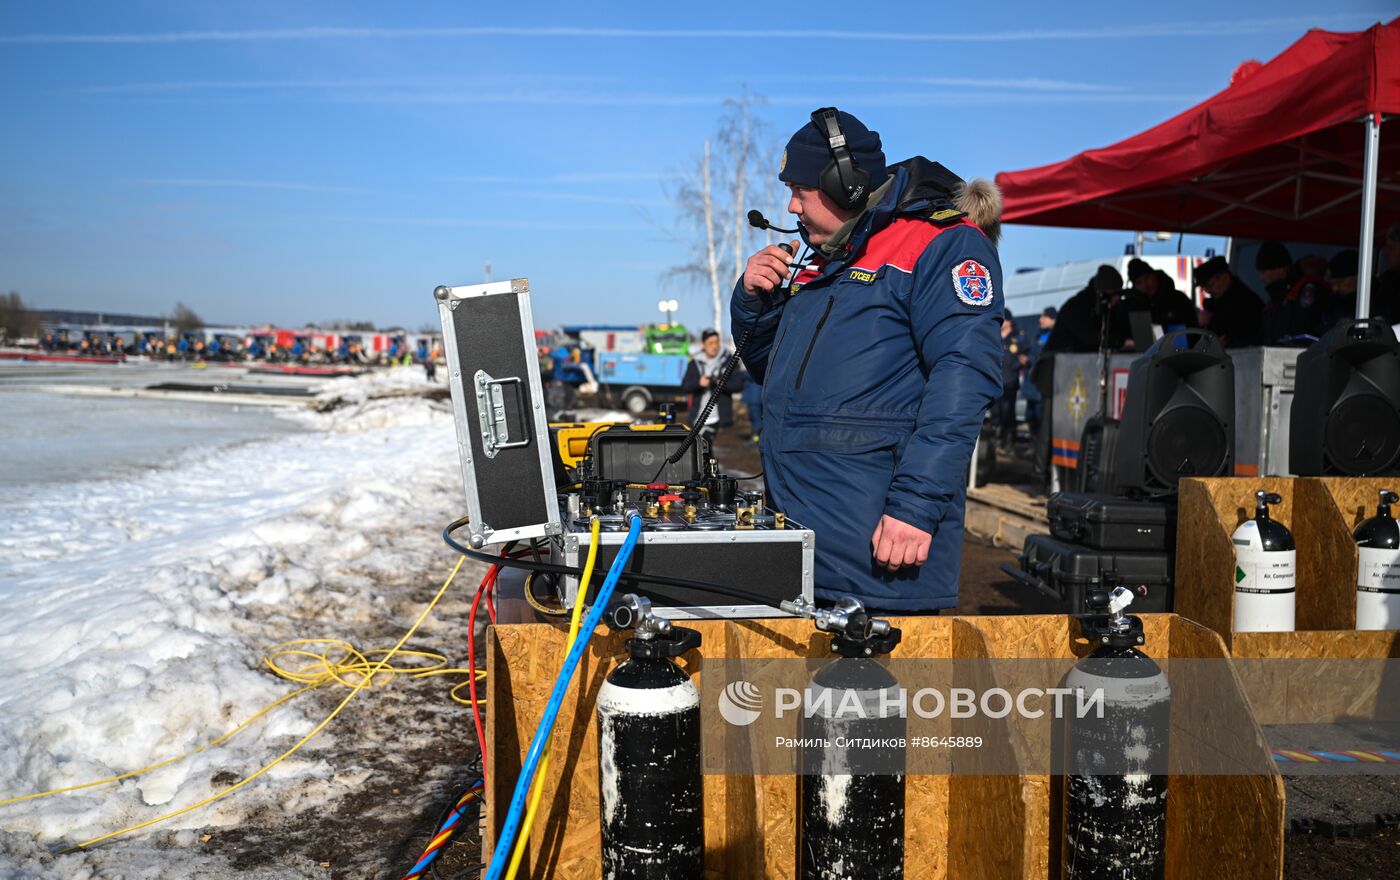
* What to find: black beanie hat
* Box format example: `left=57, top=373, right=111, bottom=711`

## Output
left=779, top=110, right=888, bottom=195
left=1126, top=258, right=1152, bottom=283
left=1093, top=264, right=1123, bottom=294
left=1255, top=240, right=1292, bottom=272
left=1194, top=255, right=1229, bottom=288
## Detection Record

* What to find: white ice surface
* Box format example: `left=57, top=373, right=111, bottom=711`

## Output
left=0, top=375, right=459, bottom=877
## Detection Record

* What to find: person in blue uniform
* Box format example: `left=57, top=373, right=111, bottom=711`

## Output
left=732, top=108, right=1003, bottom=613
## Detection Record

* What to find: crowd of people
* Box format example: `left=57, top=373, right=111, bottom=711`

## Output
left=983, top=225, right=1400, bottom=456
left=1037, top=224, right=1400, bottom=355
left=35, top=330, right=441, bottom=367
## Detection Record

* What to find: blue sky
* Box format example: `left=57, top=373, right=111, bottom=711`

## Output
left=0, top=2, right=1389, bottom=332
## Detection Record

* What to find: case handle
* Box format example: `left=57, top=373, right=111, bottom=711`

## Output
left=475, top=369, right=532, bottom=458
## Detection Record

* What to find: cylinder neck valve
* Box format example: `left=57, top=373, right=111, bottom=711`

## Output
left=1081, top=573, right=1147, bottom=649
left=781, top=595, right=902, bottom=657
left=607, top=593, right=700, bottom=659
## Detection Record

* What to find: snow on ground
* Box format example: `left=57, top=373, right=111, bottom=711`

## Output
left=0, top=373, right=484, bottom=878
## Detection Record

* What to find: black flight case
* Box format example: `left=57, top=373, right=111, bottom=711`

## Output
left=1046, top=491, right=1176, bottom=552
left=1009, top=534, right=1174, bottom=614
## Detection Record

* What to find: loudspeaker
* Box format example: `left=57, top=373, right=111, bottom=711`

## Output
left=1076, top=415, right=1120, bottom=494
left=1114, top=329, right=1234, bottom=494
left=1290, top=319, right=1400, bottom=476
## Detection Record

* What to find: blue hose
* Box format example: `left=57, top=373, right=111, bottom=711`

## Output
left=484, top=513, right=643, bottom=880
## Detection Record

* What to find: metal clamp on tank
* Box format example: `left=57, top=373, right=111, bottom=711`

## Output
left=606, top=594, right=702, bottom=658
left=780, top=595, right=902, bottom=657
left=1076, top=575, right=1147, bottom=648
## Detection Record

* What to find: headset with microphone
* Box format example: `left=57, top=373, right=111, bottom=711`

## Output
left=809, top=106, right=871, bottom=211
left=746, top=209, right=798, bottom=235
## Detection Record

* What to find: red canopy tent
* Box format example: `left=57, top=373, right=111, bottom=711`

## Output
left=996, top=18, right=1399, bottom=307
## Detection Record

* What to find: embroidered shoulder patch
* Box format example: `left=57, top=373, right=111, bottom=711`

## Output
left=952, top=259, right=994, bottom=307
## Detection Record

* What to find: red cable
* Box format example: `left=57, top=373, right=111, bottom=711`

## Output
left=468, top=563, right=501, bottom=780
left=465, top=546, right=537, bottom=784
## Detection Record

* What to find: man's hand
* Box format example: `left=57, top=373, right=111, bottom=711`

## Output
left=741, top=239, right=801, bottom=295
left=871, top=514, right=932, bottom=572
left=699, top=374, right=711, bottom=388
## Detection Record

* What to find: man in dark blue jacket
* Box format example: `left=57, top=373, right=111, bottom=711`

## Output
left=732, top=108, right=1003, bottom=613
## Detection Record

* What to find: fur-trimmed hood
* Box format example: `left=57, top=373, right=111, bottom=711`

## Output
left=889, top=156, right=1003, bottom=244
left=954, top=178, right=1002, bottom=244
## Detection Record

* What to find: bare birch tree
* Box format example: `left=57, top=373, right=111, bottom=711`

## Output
left=653, top=91, right=778, bottom=342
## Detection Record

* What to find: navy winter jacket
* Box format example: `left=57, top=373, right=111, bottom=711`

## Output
left=730, top=161, right=1003, bottom=612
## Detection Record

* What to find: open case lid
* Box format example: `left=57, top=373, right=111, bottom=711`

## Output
left=435, top=278, right=561, bottom=547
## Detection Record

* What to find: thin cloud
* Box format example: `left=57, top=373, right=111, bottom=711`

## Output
left=80, top=75, right=616, bottom=94
left=442, top=172, right=666, bottom=184
left=743, top=75, right=1129, bottom=93
left=515, top=192, right=669, bottom=208
left=785, top=91, right=1206, bottom=107
left=89, top=88, right=1202, bottom=109
left=2, top=14, right=1387, bottom=45
left=129, top=178, right=364, bottom=193
left=323, top=214, right=649, bottom=232
left=330, top=91, right=726, bottom=106
left=335, top=90, right=1204, bottom=108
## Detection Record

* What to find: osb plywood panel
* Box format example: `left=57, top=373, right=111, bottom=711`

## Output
left=947, top=619, right=1034, bottom=880
left=1232, top=630, right=1400, bottom=724
left=724, top=618, right=807, bottom=880
left=1167, top=619, right=1279, bottom=777
left=1231, top=629, right=1400, bottom=659
left=1174, top=478, right=1238, bottom=645
left=1164, top=775, right=1284, bottom=880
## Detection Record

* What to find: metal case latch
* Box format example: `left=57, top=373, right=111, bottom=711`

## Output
left=475, top=370, right=530, bottom=458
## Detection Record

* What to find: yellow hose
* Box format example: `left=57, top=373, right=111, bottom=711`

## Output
left=504, top=516, right=601, bottom=879
left=56, top=556, right=468, bottom=852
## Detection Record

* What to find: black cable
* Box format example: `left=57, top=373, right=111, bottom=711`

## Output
left=649, top=246, right=805, bottom=483
left=443, top=518, right=782, bottom=609
left=652, top=315, right=758, bottom=482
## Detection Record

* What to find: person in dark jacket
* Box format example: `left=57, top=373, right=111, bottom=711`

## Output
left=1256, top=241, right=1294, bottom=344
left=732, top=108, right=1003, bottom=612
left=994, top=309, right=1024, bottom=449
left=1319, top=249, right=1362, bottom=333
left=1044, top=265, right=1121, bottom=353
left=680, top=328, right=745, bottom=449
left=1196, top=256, right=1264, bottom=347
left=1131, top=259, right=1199, bottom=328
left=1376, top=223, right=1400, bottom=326
left=1273, top=254, right=1332, bottom=342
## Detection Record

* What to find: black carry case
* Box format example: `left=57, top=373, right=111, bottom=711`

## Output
left=1046, top=492, right=1176, bottom=552
left=1009, top=534, right=1173, bottom=613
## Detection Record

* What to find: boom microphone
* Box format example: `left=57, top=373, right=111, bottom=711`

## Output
left=747, top=209, right=799, bottom=234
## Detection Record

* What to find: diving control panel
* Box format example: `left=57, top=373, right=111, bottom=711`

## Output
left=436, top=278, right=814, bottom=619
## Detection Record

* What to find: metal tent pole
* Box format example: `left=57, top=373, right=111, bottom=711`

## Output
left=1356, top=112, right=1382, bottom=318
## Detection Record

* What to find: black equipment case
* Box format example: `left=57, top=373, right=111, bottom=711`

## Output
left=1009, top=534, right=1173, bottom=613
left=1047, top=492, right=1176, bottom=552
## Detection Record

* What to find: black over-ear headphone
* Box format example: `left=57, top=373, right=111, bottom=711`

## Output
left=810, top=106, right=871, bottom=212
